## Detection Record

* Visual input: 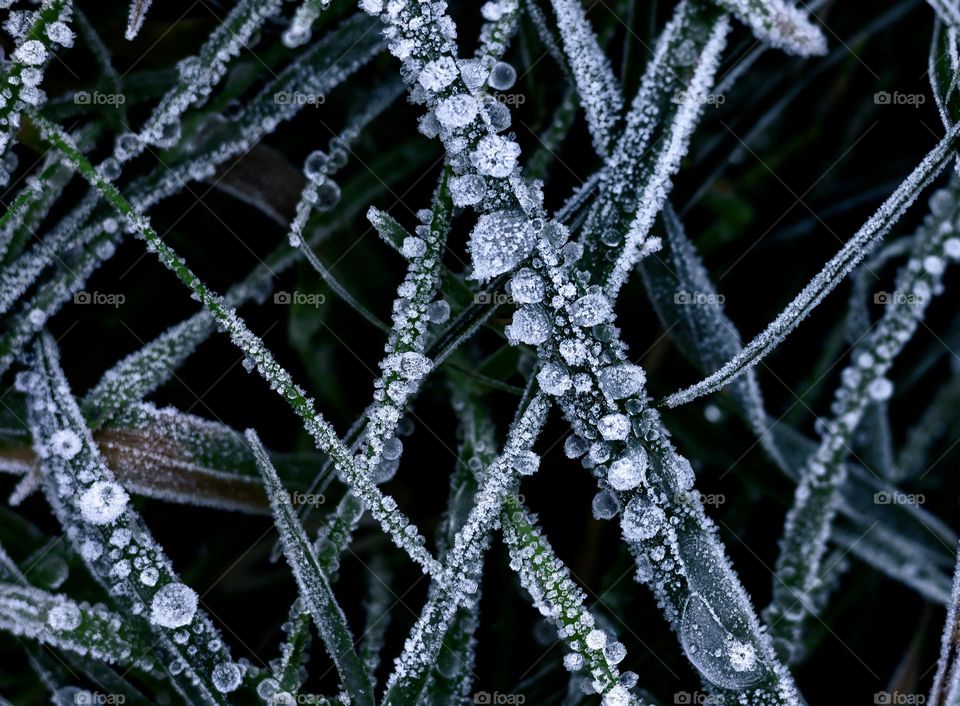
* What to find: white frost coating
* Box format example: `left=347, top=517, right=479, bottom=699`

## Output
left=26, top=334, right=236, bottom=704
left=468, top=209, right=536, bottom=280
left=150, top=583, right=198, bottom=629
left=606, top=15, right=730, bottom=295
left=549, top=0, right=623, bottom=153
left=928, top=548, right=960, bottom=706
left=766, top=178, right=960, bottom=655
left=125, top=0, right=153, bottom=40
left=666, top=121, right=960, bottom=408
left=714, top=0, right=827, bottom=56
left=78, top=481, right=129, bottom=525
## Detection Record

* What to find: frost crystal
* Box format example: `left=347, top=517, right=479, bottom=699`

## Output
left=468, top=209, right=536, bottom=280
left=505, top=307, right=551, bottom=345
left=48, top=429, right=81, bottom=459
left=537, top=362, right=572, bottom=396
left=569, top=289, right=614, bottom=327
left=470, top=135, right=521, bottom=178
left=78, top=482, right=129, bottom=525
left=150, top=583, right=199, bottom=629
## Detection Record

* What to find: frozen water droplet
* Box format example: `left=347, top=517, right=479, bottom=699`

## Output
left=470, top=135, right=521, bottom=178
left=460, top=60, right=489, bottom=91
left=505, top=307, right=551, bottom=345
left=425, top=299, right=450, bottom=323
left=510, top=450, right=540, bottom=476
left=468, top=209, right=535, bottom=280
left=436, top=94, right=479, bottom=129
left=563, top=652, right=584, bottom=671
left=304, top=151, right=329, bottom=181
left=151, top=583, right=198, bottom=629
left=564, top=435, right=588, bottom=459
left=509, top=268, right=544, bottom=304
left=598, top=413, right=630, bottom=441
left=603, top=640, right=627, bottom=664
left=47, top=602, right=81, bottom=631
left=212, top=661, right=242, bottom=693
left=569, top=289, right=614, bottom=327
left=49, top=429, right=81, bottom=460
left=607, top=446, right=648, bottom=491
left=402, top=236, right=427, bottom=258
left=382, top=437, right=403, bottom=461
left=78, top=481, right=129, bottom=525
left=488, top=61, right=517, bottom=90
left=418, top=57, right=459, bottom=92
left=450, top=174, right=487, bottom=207
left=592, top=490, right=619, bottom=519
left=537, top=362, right=572, bottom=396
left=867, top=377, right=893, bottom=401
left=620, top=496, right=664, bottom=541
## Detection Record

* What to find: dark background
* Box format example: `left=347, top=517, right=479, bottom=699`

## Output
left=1, top=0, right=958, bottom=704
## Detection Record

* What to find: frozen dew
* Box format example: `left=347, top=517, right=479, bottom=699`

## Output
left=486, top=100, right=511, bottom=131
left=620, top=496, right=664, bottom=542
left=509, top=268, right=545, bottom=304
left=425, top=299, right=450, bottom=323
left=569, top=289, right=614, bottom=327
left=46, top=21, right=75, bottom=47
left=604, top=640, right=627, bottom=664
left=511, top=450, right=540, bottom=476
left=459, top=59, right=489, bottom=91
left=598, top=413, right=630, bottom=441
left=592, top=490, right=619, bottom=520
left=602, top=685, right=631, bottom=706
left=488, top=61, right=517, bottom=90
left=470, top=134, right=521, bottom=178
left=924, top=255, right=946, bottom=275
left=537, top=362, right=572, bottom=396
left=13, top=40, right=46, bottom=66
left=607, top=446, right=648, bottom=491
left=48, top=429, right=81, bottom=460
left=211, top=661, right=242, bottom=693
left=314, top=180, right=341, bottom=212
left=436, top=94, right=479, bottom=129
left=150, top=583, right=199, bottom=629
left=585, top=628, right=607, bottom=649
left=868, top=377, right=894, bottom=401
left=47, top=602, right=81, bottom=631
left=78, top=481, right=129, bottom=525
left=140, top=567, right=160, bottom=586
left=564, top=434, right=588, bottom=458
left=944, top=237, right=960, bottom=259
left=401, top=236, right=427, bottom=258
left=382, top=437, right=403, bottom=461
left=304, top=151, right=329, bottom=181
left=450, top=174, right=487, bottom=207
left=505, top=307, right=551, bottom=345
left=468, top=209, right=536, bottom=280
left=563, top=652, right=585, bottom=671
left=418, top=56, right=459, bottom=92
